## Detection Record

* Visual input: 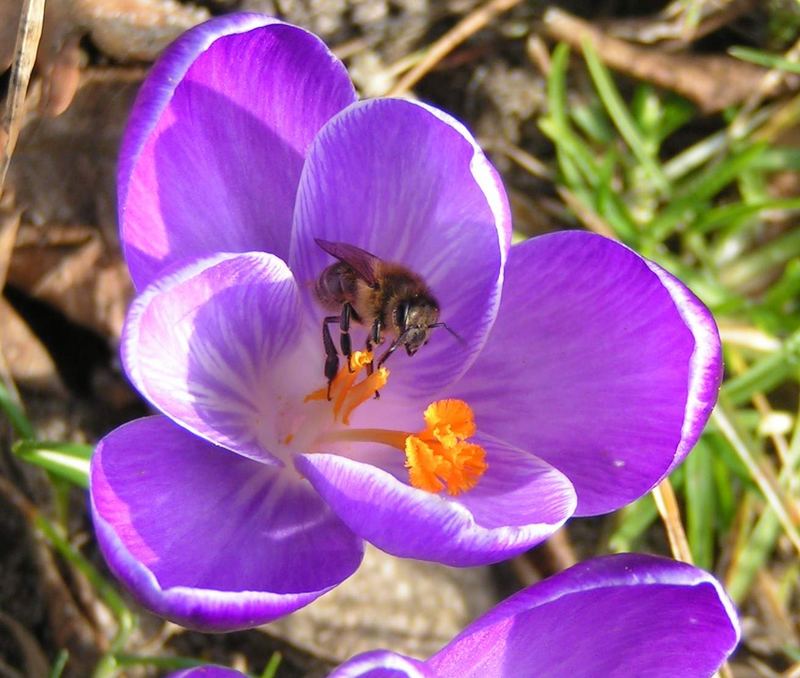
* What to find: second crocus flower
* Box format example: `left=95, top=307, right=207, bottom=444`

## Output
left=170, top=554, right=740, bottom=678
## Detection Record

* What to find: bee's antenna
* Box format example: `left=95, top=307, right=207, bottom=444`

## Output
left=431, top=322, right=465, bottom=345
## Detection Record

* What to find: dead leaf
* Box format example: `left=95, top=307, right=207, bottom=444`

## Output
left=9, top=68, right=142, bottom=243
left=72, top=0, right=210, bottom=62
left=543, top=7, right=797, bottom=114
left=0, top=296, right=65, bottom=393
left=9, top=224, right=132, bottom=340
left=1, top=0, right=208, bottom=116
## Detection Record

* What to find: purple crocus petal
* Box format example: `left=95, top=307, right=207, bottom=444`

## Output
left=122, top=252, right=316, bottom=464
left=296, top=436, right=576, bottom=566
left=452, top=231, right=722, bottom=516
left=120, top=15, right=356, bottom=289
left=644, top=260, right=722, bottom=476
left=290, top=98, right=511, bottom=400
left=91, top=416, right=364, bottom=632
left=169, top=668, right=246, bottom=678
left=427, top=553, right=740, bottom=678
left=329, top=650, right=433, bottom=678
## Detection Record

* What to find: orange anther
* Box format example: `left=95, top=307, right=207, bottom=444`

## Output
left=404, top=399, right=487, bottom=496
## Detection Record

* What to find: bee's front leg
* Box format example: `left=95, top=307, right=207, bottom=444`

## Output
left=322, top=316, right=340, bottom=400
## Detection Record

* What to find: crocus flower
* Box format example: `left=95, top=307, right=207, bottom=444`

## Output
left=167, top=554, right=740, bottom=678
left=90, top=14, right=722, bottom=631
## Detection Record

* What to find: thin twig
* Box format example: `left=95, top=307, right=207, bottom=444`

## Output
left=387, top=0, right=523, bottom=96
left=652, top=478, right=693, bottom=564
left=0, top=0, right=46, bottom=194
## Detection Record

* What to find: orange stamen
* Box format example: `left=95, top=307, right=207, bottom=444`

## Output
left=405, top=400, right=487, bottom=496
left=304, top=351, right=388, bottom=424
left=339, top=367, right=388, bottom=425
left=423, top=399, right=477, bottom=448
left=304, top=360, right=486, bottom=496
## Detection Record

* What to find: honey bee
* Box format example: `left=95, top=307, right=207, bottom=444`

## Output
left=314, top=238, right=459, bottom=398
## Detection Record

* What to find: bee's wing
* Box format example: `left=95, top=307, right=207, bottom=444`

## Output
left=314, top=238, right=382, bottom=287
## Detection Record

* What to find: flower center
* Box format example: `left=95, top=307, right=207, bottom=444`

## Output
left=304, top=353, right=487, bottom=496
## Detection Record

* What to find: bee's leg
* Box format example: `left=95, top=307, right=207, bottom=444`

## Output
left=366, top=320, right=382, bottom=399
left=340, top=303, right=353, bottom=371
left=377, top=338, right=401, bottom=369
left=364, top=319, right=382, bottom=376
left=322, top=316, right=340, bottom=400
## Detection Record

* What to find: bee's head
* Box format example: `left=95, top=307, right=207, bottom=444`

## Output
left=398, top=298, right=440, bottom=355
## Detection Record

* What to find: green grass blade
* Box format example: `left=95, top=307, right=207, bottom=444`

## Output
left=685, top=438, right=715, bottom=570
left=723, top=327, right=800, bottom=405
left=649, top=143, right=767, bottom=241
left=13, top=440, right=93, bottom=489
left=729, top=46, right=800, bottom=74
left=542, top=44, right=601, bottom=189
left=693, top=197, right=800, bottom=234
left=720, top=227, right=800, bottom=289
left=49, top=650, right=69, bottom=678
left=0, top=382, right=35, bottom=439
left=726, top=505, right=781, bottom=603
left=261, top=652, right=283, bottom=678
left=607, top=493, right=659, bottom=553
left=581, top=40, right=669, bottom=194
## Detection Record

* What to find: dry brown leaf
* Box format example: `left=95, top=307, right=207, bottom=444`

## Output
left=0, top=201, right=60, bottom=391
left=4, top=67, right=141, bottom=339
left=9, top=68, right=142, bottom=243
left=603, top=0, right=759, bottom=49
left=543, top=7, right=797, bottom=114
left=1, top=0, right=208, bottom=116
left=0, top=611, right=50, bottom=678
left=0, top=296, right=65, bottom=393
left=72, top=0, right=209, bottom=62
left=9, top=224, right=132, bottom=340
